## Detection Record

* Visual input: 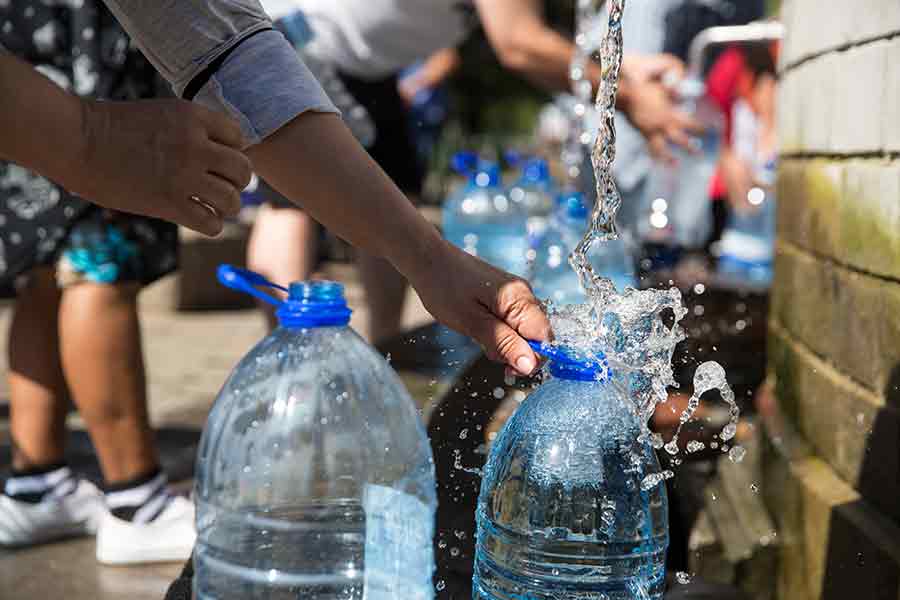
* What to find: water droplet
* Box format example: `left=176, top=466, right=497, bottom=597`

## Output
left=492, top=387, right=506, bottom=399
left=459, top=428, right=469, bottom=440
left=450, top=547, right=460, bottom=557
left=436, top=580, right=446, bottom=591
left=686, top=440, right=705, bottom=453
left=729, top=445, right=746, bottom=463
left=676, top=571, right=692, bottom=585
left=750, top=483, right=760, bottom=493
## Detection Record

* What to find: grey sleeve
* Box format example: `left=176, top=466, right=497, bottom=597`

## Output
left=101, top=0, right=338, bottom=146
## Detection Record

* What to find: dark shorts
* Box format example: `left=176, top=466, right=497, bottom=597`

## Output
left=264, top=70, right=423, bottom=208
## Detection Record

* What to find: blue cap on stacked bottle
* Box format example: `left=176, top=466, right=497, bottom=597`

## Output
left=217, top=265, right=351, bottom=329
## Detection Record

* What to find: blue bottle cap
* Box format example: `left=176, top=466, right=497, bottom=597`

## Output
left=278, top=11, right=315, bottom=47
left=217, top=265, right=352, bottom=329
left=451, top=151, right=480, bottom=176
left=521, top=158, right=550, bottom=185
left=527, top=340, right=610, bottom=382
left=557, top=191, right=589, bottom=220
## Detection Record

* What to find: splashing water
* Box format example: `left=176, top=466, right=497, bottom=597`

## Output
left=547, top=0, right=738, bottom=468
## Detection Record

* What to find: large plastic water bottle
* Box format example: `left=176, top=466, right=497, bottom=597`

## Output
left=474, top=342, right=669, bottom=599
left=640, top=77, right=723, bottom=251
left=506, top=156, right=557, bottom=240
left=717, top=157, right=777, bottom=288
left=530, top=191, right=636, bottom=305
left=442, top=153, right=529, bottom=277
left=194, top=266, right=437, bottom=600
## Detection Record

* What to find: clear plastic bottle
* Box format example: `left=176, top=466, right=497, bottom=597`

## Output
left=717, top=157, right=777, bottom=288
left=474, top=342, right=669, bottom=600
left=530, top=191, right=636, bottom=305
left=506, top=156, right=557, bottom=241
left=194, top=266, right=437, bottom=600
left=442, top=152, right=529, bottom=277
left=640, top=77, right=723, bottom=251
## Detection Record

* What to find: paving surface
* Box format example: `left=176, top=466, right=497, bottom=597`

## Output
left=0, top=266, right=438, bottom=600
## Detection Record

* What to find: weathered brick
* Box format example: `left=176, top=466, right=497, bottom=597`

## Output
left=781, top=0, right=900, bottom=68
left=768, top=324, right=900, bottom=524
left=777, top=159, right=900, bottom=280
left=831, top=41, right=888, bottom=154
left=841, top=159, right=900, bottom=273
left=772, top=241, right=900, bottom=393
left=777, top=159, right=843, bottom=258
left=885, top=38, right=900, bottom=153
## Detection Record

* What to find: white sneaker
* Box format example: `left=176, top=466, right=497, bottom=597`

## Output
left=0, top=479, right=106, bottom=547
left=96, top=495, right=196, bottom=565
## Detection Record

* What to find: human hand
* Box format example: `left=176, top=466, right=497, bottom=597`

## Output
left=622, top=53, right=685, bottom=86
left=73, top=99, right=252, bottom=236
left=406, top=238, right=551, bottom=376
left=619, top=77, right=701, bottom=163
left=398, top=75, right=427, bottom=107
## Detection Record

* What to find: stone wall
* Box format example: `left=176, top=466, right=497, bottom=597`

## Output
left=766, top=1, right=900, bottom=598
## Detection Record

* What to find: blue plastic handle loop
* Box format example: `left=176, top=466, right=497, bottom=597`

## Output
left=527, top=340, right=611, bottom=382
left=217, top=265, right=287, bottom=308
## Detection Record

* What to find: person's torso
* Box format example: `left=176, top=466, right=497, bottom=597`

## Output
left=261, top=0, right=475, bottom=79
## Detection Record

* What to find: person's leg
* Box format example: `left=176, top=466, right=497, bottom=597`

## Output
left=247, top=203, right=320, bottom=328
left=57, top=280, right=159, bottom=484
left=356, top=243, right=410, bottom=345
left=0, top=269, right=106, bottom=547
left=7, top=269, right=68, bottom=471
left=58, top=277, right=194, bottom=563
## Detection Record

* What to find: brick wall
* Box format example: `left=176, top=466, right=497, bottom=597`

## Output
left=766, top=2, right=900, bottom=598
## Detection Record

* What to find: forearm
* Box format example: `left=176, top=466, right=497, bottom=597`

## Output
left=0, top=53, right=87, bottom=188
left=246, top=112, right=443, bottom=282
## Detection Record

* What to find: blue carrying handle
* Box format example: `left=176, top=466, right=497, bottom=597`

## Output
left=217, top=265, right=288, bottom=308
left=528, top=339, right=579, bottom=365
left=527, top=339, right=611, bottom=382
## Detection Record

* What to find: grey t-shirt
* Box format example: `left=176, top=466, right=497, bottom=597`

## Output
left=101, top=0, right=339, bottom=147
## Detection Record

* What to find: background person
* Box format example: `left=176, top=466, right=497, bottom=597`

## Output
left=0, top=1, right=194, bottom=564
left=247, top=0, right=699, bottom=343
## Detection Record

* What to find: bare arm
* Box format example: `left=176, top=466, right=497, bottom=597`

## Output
left=473, top=0, right=699, bottom=156
left=0, top=52, right=250, bottom=235
left=99, top=0, right=550, bottom=371
left=248, top=112, right=550, bottom=374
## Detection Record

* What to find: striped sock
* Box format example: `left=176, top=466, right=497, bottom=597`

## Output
left=3, top=463, right=78, bottom=504
left=105, top=468, right=174, bottom=524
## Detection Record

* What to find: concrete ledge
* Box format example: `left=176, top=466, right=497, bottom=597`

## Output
left=768, top=321, right=900, bottom=524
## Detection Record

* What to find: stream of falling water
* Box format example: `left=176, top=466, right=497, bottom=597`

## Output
left=550, top=0, right=742, bottom=477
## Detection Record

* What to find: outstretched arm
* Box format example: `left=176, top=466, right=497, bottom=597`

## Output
left=248, top=112, right=549, bottom=373
left=0, top=52, right=250, bottom=236
left=101, top=0, right=551, bottom=372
